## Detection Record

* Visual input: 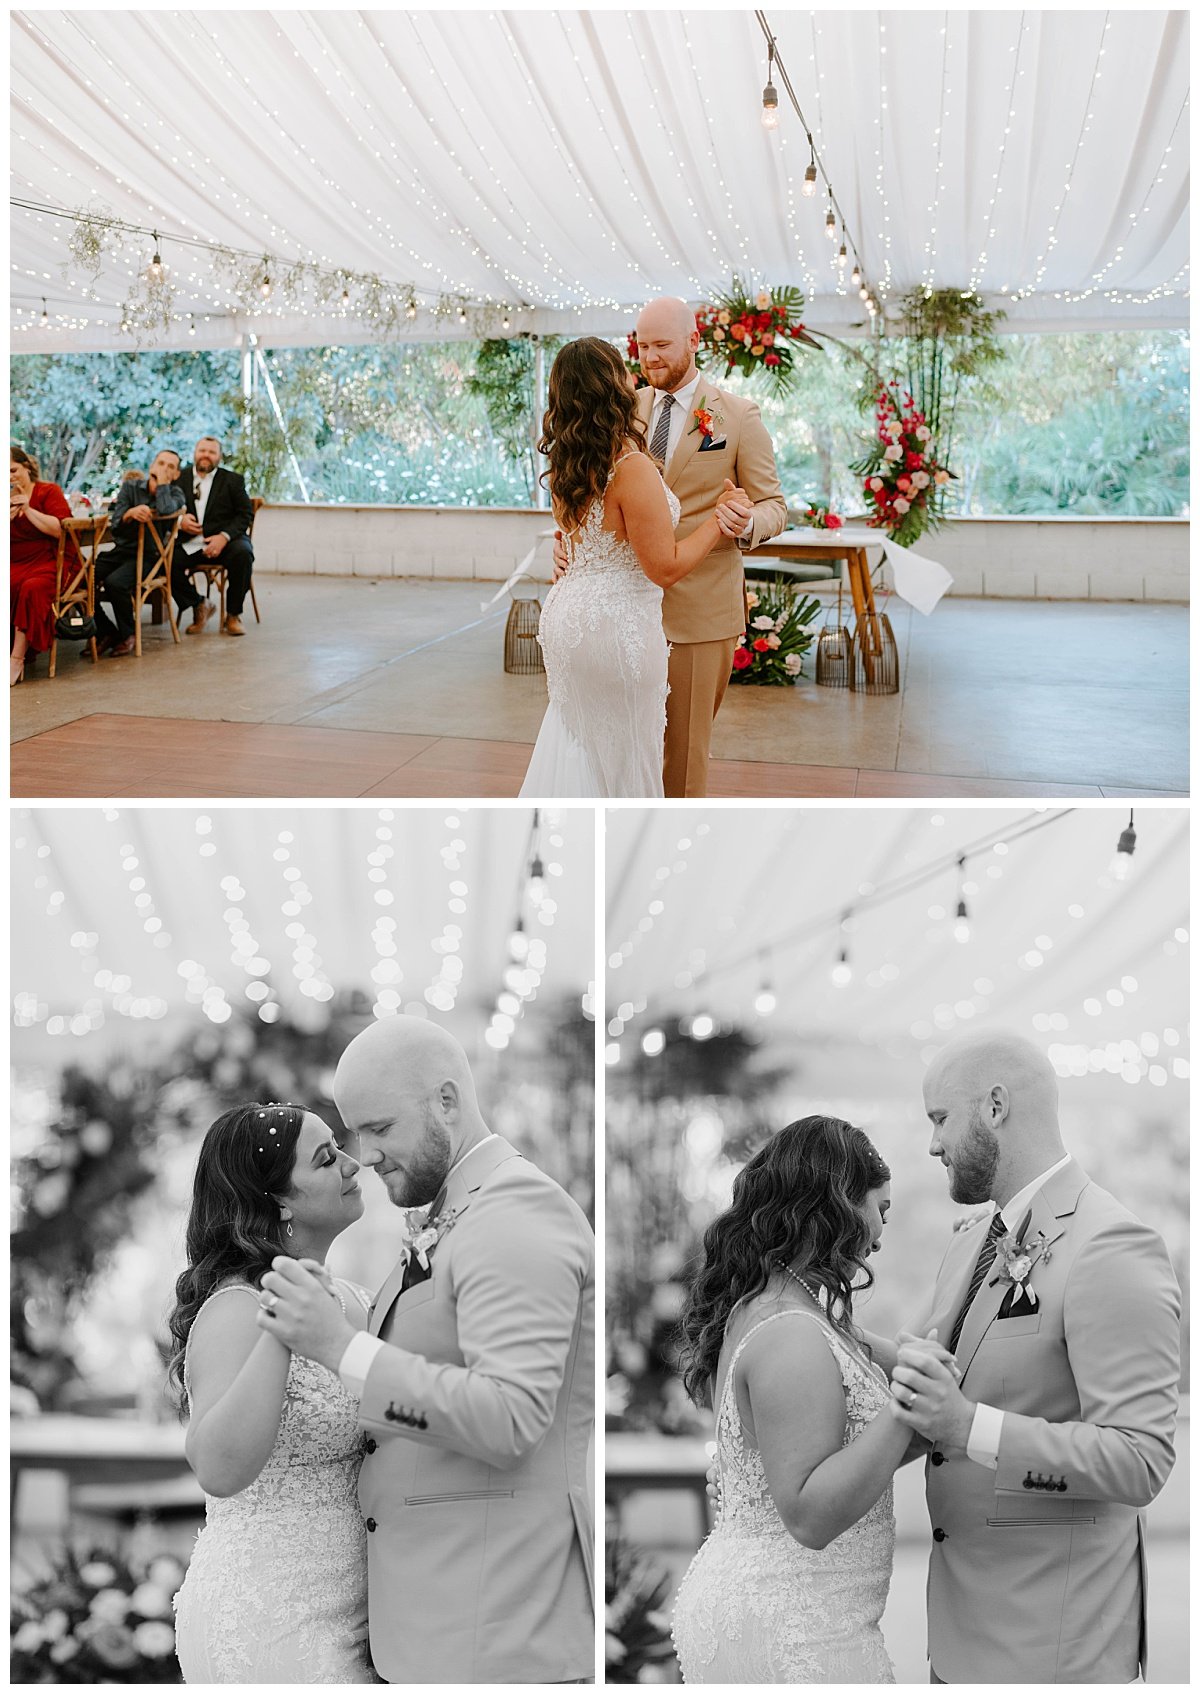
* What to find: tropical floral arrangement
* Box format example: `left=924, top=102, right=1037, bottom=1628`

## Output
left=625, top=277, right=822, bottom=390
left=853, top=380, right=953, bottom=547
left=10, top=1546, right=185, bottom=1682
left=605, top=1527, right=677, bottom=1683
left=800, top=501, right=843, bottom=530
left=731, top=579, right=821, bottom=686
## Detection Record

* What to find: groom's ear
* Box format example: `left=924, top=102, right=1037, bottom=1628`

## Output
left=438, top=1080, right=461, bottom=1122
left=987, top=1083, right=1011, bottom=1125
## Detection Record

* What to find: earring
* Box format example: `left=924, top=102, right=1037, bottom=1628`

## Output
left=286, top=1220, right=294, bottom=1239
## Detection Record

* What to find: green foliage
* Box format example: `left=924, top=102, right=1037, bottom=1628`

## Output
left=10, top=350, right=240, bottom=491
left=466, top=336, right=560, bottom=500
left=9, top=331, right=1188, bottom=515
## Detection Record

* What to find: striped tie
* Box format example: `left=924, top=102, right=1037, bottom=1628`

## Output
left=649, top=392, right=674, bottom=463
left=948, top=1213, right=1007, bottom=1352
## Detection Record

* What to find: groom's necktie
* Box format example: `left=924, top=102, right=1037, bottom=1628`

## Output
left=401, top=1251, right=431, bottom=1294
left=947, top=1212, right=1007, bottom=1352
left=649, top=392, right=675, bottom=463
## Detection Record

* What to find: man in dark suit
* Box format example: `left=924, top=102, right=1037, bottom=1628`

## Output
left=175, top=436, right=255, bottom=636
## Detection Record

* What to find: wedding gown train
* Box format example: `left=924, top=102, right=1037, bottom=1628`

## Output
left=173, top=1281, right=379, bottom=1684
left=672, top=1309, right=897, bottom=1684
left=519, top=460, right=679, bottom=798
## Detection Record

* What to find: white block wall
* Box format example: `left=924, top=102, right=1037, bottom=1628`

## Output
left=250, top=505, right=1189, bottom=603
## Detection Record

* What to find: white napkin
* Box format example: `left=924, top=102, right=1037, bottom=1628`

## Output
left=879, top=537, right=954, bottom=616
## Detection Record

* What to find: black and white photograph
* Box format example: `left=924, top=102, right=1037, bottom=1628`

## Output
left=605, top=805, right=1188, bottom=1683
left=11, top=805, right=596, bottom=1684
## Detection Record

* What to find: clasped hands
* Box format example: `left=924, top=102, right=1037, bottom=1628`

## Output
left=179, top=510, right=228, bottom=556
left=551, top=479, right=753, bottom=579
left=888, top=1329, right=975, bottom=1451
left=256, top=1255, right=355, bottom=1372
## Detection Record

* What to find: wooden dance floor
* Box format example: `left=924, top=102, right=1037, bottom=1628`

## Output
left=10, top=714, right=1167, bottom=801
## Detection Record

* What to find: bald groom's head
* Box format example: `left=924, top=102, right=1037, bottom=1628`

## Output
left=923, top=1030, right=1065, bottom=1208
left=334, top=1015, right=484, bottom=1208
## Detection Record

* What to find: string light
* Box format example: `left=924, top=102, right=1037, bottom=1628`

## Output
left=953, top=857, right=971, bottom=944
left=802, top=149, right=818, bottom=197
left=761, top=39, right=779, bottom=130
left=148, top=234, right=164, bottom=281
left=824, top=204, right=836, bottom=241
left=837, top=240, right=848, bottom=271
left=1110, top=810, right=1137, bottom=882
left=39, top=298, right=48, bottom=327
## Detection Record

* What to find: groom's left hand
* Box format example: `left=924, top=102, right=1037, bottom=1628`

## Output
left=257, top=1256, right=355, bottom=1373
left=889, top=1329, right=976, bottom=1453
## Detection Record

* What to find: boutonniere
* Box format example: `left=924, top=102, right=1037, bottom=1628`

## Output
left=688, top=398, right=725, bottom=441
left=988, top=1208, right=1053, bottom=1300
left=402, top=1202, right=464, bottom=1270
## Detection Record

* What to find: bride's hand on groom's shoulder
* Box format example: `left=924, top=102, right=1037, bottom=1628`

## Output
left=257, top=1256, right=355, bottom=1373
left=889, top=1328, right=974, bottom=1452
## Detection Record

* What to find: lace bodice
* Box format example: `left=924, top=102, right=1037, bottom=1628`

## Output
left=521, top=458, right=677, bottom=798
left=673, top=1308, right=897, bottom=1684
left=173, top=1282, right=378, bottom=1683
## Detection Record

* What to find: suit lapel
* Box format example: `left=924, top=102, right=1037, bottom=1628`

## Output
left=955, top=1161, right=1085, bottom=1376
left=368, top=1135, right=522, bottom=1336
left=930, top=1215, right=991, bottom=1348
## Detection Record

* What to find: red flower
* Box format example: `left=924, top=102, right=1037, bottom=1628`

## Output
left=906, top=451, right=922, bottom=469
left=753, top=637, right=771, bottom=652
left=763, top=352, right=781, bottom=366
left=732, top=647, right=753, bottom=670
left=825, top=513, right=843, bottom=528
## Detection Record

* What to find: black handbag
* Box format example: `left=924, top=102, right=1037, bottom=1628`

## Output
left=54, top=604, right=98, bottom=641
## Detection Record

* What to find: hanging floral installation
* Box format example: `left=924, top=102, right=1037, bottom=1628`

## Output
left=853, top=381, right=954, bottom=547
left=36, top=199, right=523, bottom=347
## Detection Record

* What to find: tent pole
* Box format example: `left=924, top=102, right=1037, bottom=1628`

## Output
left=533, top=335, right=547, bottom=510
left=251, top=339, right=311, bottom=503
left=240, top=332, right=254, bottom=463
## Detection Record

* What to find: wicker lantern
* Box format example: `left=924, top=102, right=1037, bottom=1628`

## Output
left=504, top=578, right=545, bottom=674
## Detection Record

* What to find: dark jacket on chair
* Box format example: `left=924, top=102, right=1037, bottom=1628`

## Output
left=178, top=466, right=254, bottom=548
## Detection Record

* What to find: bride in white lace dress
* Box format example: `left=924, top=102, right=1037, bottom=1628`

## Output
left=169, top=1102, right=380, bottom=1683
left=520, top=337, right=735, bottom=798
left=673, top=1116, right=957, bottom=1684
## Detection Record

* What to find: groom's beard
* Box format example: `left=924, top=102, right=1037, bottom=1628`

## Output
left=384, top=1113, right=452, bottom=1208
left=644, top=349, right=693, bottom=392
left=947, top=1106, right=1001, bottom=1205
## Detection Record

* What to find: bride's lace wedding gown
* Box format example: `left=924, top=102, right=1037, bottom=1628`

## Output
left=519, top=458, right=679, bottom=798
left=673, top=1309, right=897, bottom=1684
left=173, top=1282, right=380, bottom=1684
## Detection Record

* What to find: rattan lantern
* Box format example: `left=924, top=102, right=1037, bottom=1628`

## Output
left=504, top=577, right=545, bottom=674
left=851, top=613, right=899, bottom=694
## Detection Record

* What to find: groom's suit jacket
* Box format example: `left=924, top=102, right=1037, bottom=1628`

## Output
left=355, top=1135, right=594, bottom=1684
left=635, top=380, right=787, bottom=645
left=924, top=1160, right=1179, bottom=1683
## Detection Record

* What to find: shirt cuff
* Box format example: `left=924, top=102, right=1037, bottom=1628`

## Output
left=338, top=1329, right=384, bottom=1399
left=966, top=1401, right=1004, bottom=1469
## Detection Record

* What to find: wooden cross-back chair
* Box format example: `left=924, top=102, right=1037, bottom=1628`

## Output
left=131, top=512, right=185, bottom=655
left=48, top=513, right=109, bottom=678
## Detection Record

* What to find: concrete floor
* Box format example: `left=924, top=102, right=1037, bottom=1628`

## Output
left=11, top=577, right=1189, bottom=796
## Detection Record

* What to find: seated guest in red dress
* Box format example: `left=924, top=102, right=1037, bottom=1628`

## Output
left=10, top=445, right=71, bottom=686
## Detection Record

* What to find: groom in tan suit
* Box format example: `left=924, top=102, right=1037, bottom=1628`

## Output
left=555, top=297, right=788, bottom=796
left=261, top=1017, right=594, bottom=1684
left=891, top=1032, right=1180, bottom=1683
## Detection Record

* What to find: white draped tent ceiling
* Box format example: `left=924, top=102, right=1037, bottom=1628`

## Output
left=11, top=7, right=1190, bottom=353
left=604, top=806, right=1190, bottom=1099
left=11, top=806, right=595, bottom=1054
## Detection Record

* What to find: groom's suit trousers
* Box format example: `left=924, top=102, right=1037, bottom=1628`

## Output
left=923, top=1160, right=1179, bottom=1683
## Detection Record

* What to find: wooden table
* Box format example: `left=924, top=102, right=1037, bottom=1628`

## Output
left=11, top=1414, right=200, bottom=1526
left=606, top=1431, right=713, bottom=1542
left=747, top=527, right=889, bottom=686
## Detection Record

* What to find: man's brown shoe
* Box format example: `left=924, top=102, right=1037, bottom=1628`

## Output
left=223, top=614, right=246, bottom=636
left=187, top=601, right=215, bottom=634
left=104, top=636, right=136, bottom=658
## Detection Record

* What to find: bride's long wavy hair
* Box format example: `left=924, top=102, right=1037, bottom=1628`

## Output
left=538, top=336, right=649, bottom=535
left=678, top=1115, right=891, bottom=1406
left=166, top=1102, right=307, bottom=1415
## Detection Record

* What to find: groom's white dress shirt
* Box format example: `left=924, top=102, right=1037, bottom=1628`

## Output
left=337, top=1133, right=499, bottom=1394
left=964, top=1151, right=1073, bottom=1468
